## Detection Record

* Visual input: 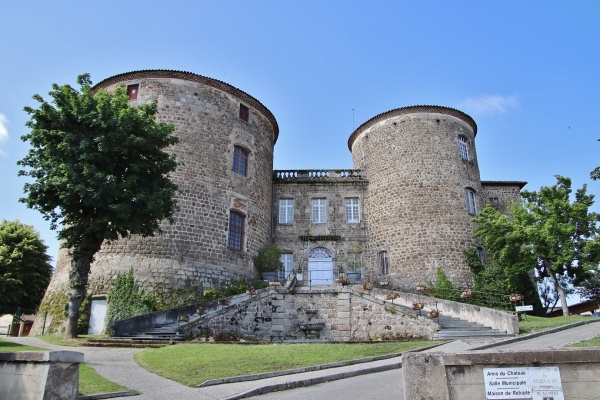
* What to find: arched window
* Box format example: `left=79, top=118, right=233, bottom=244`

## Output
left=458, top=136, right=469, bottom=161
left=228, top=211, right=245, bottom=251
left=465, top=188, right=477, bottom=215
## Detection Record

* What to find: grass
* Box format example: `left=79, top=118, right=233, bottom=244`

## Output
left=78, top=363, right=135, bottom=395
left=568, top=335, right=600, bottom=348
left=34, top=334, right=107, bottom=347
left=0, top=337, right=45, bottom=352
left=0, top=337, right=133, bottom=396
left=135, top=341, right=442, bottom=387
left=518, top=315, right=592, bottom=335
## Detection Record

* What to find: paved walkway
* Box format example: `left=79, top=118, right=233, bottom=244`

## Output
left=4, top=319, right=600, bottom=400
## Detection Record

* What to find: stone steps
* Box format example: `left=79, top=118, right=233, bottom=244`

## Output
left=83, top=338, right=179, bottom=348
left=432, top=314, right=512, bottom=340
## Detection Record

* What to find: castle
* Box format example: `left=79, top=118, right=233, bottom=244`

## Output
left=39, top=70, right=525, bottom=333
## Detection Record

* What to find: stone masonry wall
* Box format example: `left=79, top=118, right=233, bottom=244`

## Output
left=273, top=173, right=369, bottom=283
left=481, top=182, right=524, bottom=214
left=188, top=287, right=437, bottom=342
left=350, top=107, right=482, bottom=289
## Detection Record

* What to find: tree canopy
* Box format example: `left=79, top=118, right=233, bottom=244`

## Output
left=18, top=74, right=179, bottom=337
left=0, top=220, right=52, bottom=310
left=473, top=176, right=600, bottom=316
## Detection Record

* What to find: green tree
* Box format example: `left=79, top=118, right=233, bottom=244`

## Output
left=473, top=176, right=600, bottom=316
left=0, top=220, right=52, bottom=309
left=253, top=243, right=283, bottom=273
left=18, top=74, right=179, bottom=338
left=578, top=266, right=600, bottom=304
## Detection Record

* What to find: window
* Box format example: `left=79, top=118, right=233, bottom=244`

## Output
left=488, top=197, right=499, bottom=204
left=345, top=197, right=360, bottom=223
left=466, top=189, right=477, bottom=215
left=232, top=146, right=248, bottom=176
left=347, top=252, right=363, bottom=271
left=279, top=253, right=294, bottom=280
left=239, top=104, right=249, bottom=122
left=127, top=84, right=139, bottom=100
left=458, top=136, right=469, bottom=161
left=476, top=247, right=485, bottom=264
left=311, top=198, right=327, bottom=223
left=378, top=251, right=389, bottom=275
left=279, top=199, right=294, bottom=224
left=228, top=211, right=245, bottom=251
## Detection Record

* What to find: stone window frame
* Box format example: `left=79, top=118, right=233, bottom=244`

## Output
left=311, top=198, right=327, bottom=224
left=278, top=198, right=294, bottom=224
left=232, top=145, right=249, bottom=177
left=279, top=253, right=294, bottom=280
left=465, top=188, right=478, bottom=216
left=227, top=210, right=245, bottom=251
left=378, top=250, right=389, bottom=275
left=476, top=247, right=485, bottom=264
left=344, top=197, right=360, bottom=223
left=239, top=103, right=250, bottom=122
left=458, top=135, right=469, bottom=161
left=127, top=83, right=139, bottom=100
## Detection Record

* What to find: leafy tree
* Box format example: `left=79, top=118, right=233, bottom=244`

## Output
left=0, top=220, right=53, bottom=309
left=18, top=74, right=179, bottom=337
left=578, top=266, right=600, bottom=304
left=473, top=176, right=600, bottom=316
left=253, top=243, right=282, bottom=273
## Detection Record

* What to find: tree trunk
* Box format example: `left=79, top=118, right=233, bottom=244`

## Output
left=64, top=238, right=103, bottom=338
left=547, top=268, right=570, bottom=316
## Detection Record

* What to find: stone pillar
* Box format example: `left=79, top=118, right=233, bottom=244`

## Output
left=335, top=291, right=352, bottom=342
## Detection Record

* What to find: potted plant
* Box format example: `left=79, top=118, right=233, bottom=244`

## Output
left=362, top=281, right=374, bottom=291
left=218, top=297, right=229, bottom=306
left=411, top=300, right=425, bottom=310
left=254, top=243, right=283, bottom=281
left=179, top=314, right=190, bottom=322
left=337, top=275, right=350, bottom=286
left=427, top=308, right=440, bottom=318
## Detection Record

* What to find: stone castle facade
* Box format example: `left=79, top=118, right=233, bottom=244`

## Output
left=41, top=70, right=525, bottom=318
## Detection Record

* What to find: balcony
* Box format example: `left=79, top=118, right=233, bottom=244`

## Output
left=273, top=169, right=364, bottom=182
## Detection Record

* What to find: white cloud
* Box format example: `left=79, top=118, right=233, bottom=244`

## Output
left=458, top=94, right=519, bottom=116
left=0, top=113, right=8, bottom=156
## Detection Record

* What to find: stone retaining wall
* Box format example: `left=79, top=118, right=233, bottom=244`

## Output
left=0, top=351, right=83, bottom=400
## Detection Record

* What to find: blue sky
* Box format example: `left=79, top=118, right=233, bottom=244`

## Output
left=1, top=1, right=599, bottom=279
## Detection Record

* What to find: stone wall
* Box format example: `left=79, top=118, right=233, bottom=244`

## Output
left=403, top=348, right=600, bottom=400
left=273, top=171, right=369, bottom=283
left=349, top=106, right=482, bottom=288
left=0, top=351, right=83, bottom=400
left=481, top=181, right=526, bottom=214
left=187, top=287, right=437, bottom=342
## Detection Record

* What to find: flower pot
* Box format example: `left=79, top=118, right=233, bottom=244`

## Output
left=347, top=271, right=361, bottom=282
left=261, top=272, right=278, bottom=281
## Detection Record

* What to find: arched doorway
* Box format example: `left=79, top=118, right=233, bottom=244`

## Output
left=307, top=247, right=334, bottom=285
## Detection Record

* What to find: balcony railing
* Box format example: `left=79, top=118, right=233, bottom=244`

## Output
left=274, top=169, right=364, bottom=181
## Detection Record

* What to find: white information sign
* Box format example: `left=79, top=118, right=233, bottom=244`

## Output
left=515, top=305, right=534, bottom=312
left=483, top=367, right=564, bottom=400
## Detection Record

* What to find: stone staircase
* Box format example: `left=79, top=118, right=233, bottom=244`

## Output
left=431, top=313, right=513, bottom=340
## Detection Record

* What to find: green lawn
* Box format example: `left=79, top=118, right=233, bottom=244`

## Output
left=568, top=335, right=600, bottom=348
left=0, top=337, right=45, bottom=351
left=34, top=334, right=107, bottom=347
left=135, top=341, right=442, bottom=387
left=518, top=315, right=592, bottom=335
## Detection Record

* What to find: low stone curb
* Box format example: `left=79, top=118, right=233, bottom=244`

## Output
left=78, top=391, right=138, bottom=400
left=222, top=363, right=402, bottom=400
left=471, top=318, right=600, bottom=351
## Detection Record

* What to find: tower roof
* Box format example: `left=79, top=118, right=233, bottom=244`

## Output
left=348, top=105, right=477, bottom=150
left=93, top=69, right=279, bottom=143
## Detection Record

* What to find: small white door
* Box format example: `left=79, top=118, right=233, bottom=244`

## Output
left=308, top=247, right=334, bottom=285
left=88, top=299, right=107, bottom=335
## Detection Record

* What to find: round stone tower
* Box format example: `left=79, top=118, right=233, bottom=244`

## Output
left=348, top=105, right=481, bottom=288
left=43, top=70, right=278, bottom=312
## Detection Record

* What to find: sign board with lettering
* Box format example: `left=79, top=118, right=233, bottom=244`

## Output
left=483, top=367, right=563, bottom=400
left=515, top=305, right=534, bottom=312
